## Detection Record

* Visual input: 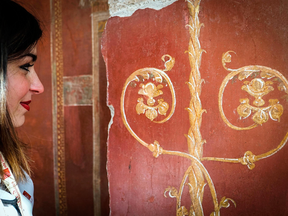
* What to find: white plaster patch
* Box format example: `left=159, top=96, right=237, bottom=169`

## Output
left=107, top=104, right=115, bottom=133
left=108, top=0, right=178, bottom=17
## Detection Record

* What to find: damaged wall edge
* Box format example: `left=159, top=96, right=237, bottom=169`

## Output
left=91, top=10, right=110, bottom=216
left=108, top=0, right=178, bottom=17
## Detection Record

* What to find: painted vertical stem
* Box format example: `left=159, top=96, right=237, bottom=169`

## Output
left=186, top=1, right=206, bottom=215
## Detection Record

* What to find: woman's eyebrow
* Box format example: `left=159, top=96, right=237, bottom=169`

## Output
left=22, top=53, right=37, bottom=62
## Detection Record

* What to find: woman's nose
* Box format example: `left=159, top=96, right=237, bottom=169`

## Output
left=30, top=72, right=44, bottom=94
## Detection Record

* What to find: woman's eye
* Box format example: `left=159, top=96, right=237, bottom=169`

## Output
left=20, top=63, right=34, bottom=72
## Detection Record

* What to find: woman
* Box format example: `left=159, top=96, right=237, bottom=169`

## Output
left=0, top=0, right=44, bottom=215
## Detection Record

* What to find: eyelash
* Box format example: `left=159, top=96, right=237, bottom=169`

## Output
left=20, top=63, right=34, bottom=72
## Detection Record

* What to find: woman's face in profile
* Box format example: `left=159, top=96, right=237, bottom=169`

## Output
left=6, top=47, right=44, bottom=127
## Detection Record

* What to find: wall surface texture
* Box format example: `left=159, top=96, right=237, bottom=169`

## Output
left=102, top=0, right=288, bottom=215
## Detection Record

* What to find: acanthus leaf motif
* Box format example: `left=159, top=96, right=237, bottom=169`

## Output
left=260, top=71, right=275, bottom=79
left=210, top=196, right=236, bottom=216
left=237, top=98, right=251, bottom=119
left=158, top=99, right=169, bottom=116
left=238, top=70, right=256, bottom=81
left=269, top=99, right=283, bottom=122
left=162, top=54, right=175, bottom=72
left=136, top=98, right=146, bottom=115
left=219, top=197, right=236, bottom=209
left=164, top=186, right=178, bottom=198
left=278, top=82, right=288, bottom=93
left=252, top=110, right=269, bottom=125
left=145, top=108, right=158, bottom=121
left=177, top=206, right=189, bottom=216
left=223, top=52, right=231, bottom=63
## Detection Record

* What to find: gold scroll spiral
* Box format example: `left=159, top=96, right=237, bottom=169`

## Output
left=121, top=1, right=236, bottom=216
left=120, top=57, right=233, bottom=215
left=120, top=54, right=176, bottom=149
left=203, top=51, right=288, bottom=170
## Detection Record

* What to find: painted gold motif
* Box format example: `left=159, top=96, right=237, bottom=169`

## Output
left=122, top=55, right=176, bottom=126
left=234, top=77, right=284, bottom=125
left=136, top=82, right=169, bottom=121
left=210, top=197, right=236, bottom=216
left=239, top=151, right=256, bottom=170
left=177, top=206, right=189, bottom=216
left=242, top=78, right=274, bottom=106
left=237, top=98, right=284, bottom=125
left=121, top=54, right=177, bottom=148
left=202, top=51, right=288, bottom=171
left=121, top=1, right=236, bottom=216
left=184, top=0, right=208, bottom=215
left=219, top=51, right=288, bottom=130
left=148, top=141, right=163, bottom=158
left=120, top=2, right=288, bottom=215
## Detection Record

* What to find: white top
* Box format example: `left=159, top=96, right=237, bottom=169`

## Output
left=0, top=172, right=34, bottom=216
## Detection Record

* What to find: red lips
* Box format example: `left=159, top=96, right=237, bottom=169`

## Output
left=20, top=100, right=31, bottom=111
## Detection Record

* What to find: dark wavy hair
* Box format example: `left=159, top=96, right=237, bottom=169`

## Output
left=0, top=0, right=42, bottom=181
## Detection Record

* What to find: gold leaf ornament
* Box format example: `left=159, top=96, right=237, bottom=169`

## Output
left=210, top=197, right=236, bottom=216
left=158, top=99, right=169, bottom=115
left=269, top=99, right=283, bottom=121
left=136, top=82, right=169, bottom=121
left=148, top=141, right=163, bottom=158
left=164, top=186, right=178, bottom=198
left=223, top=52, right=231, bottom=63
left=241, top=78, right=274, bottom=106
left=240, top=151, right=256, bottom=170
left=237, top=98, right=251, bottom=119
left=222, top=51, right=233, bottom=70
left=138, top=83, right=163, bottom=106
left=177, top=206, right=189, bottom=216
left=238, top=70, right=256, bottom=81
left=136, top=98, right=146, bottom=115
left=162, top=54, right=175, bottom=72
left=278, top=82, right=288, bottom=93
left=252, top=110, right=269, bottom=125
left=219, top=197, right=236, bottom=209
left=145, top=108, right=158, bottom=121
left=260, top=71, right=275, bottom=79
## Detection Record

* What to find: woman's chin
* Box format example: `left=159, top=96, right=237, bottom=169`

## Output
left=12, top=116, right=25, bottom=127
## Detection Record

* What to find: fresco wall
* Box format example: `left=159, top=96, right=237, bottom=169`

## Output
left=102, top=0, right=288, bottom=215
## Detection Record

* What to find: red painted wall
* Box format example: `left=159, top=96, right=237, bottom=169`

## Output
left=62, top=1, right=94, bottom=215
left=102, top=0, right=288, bottom=215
